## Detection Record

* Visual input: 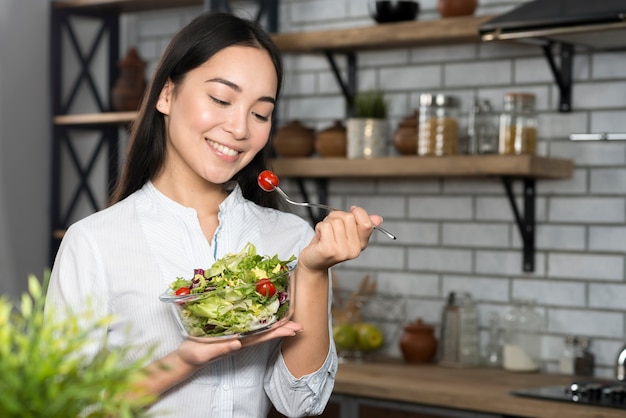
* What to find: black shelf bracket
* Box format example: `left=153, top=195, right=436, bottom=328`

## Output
left=295, top=178, right=329, bottom=225
left=324, top=51, right=357, bottom=116
left=502, top=177, right=536, bottom=272
left=541, top=42, right=574, bottom=113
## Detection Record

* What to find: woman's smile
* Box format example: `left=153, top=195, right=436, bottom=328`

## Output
left=207, top=138, right=241, bottom=160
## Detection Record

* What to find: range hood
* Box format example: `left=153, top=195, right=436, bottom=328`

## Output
left=479, top=0, right=626, bottom=49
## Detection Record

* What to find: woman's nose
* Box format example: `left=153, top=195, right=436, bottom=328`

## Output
left=224, top=108, right=249, bottom=140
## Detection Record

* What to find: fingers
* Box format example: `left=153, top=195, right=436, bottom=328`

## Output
left=178, top=321, right=303, bottom=365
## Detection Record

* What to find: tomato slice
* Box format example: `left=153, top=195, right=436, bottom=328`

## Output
left=257, top=170, right=279, bottom=192
left=255, top=278, right=276, bottom=297
left=175, top=287, right=191, bottom=296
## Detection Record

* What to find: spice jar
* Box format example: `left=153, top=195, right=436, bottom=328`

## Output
left=502, top=299, right=543, bottom=372
left=418, top=94, right=459, bottom=156
left=399, top=318, right=438, bottom=364
left=467, top=98, right=498, bottom=154
left=498, top=93, right=537, bottom=155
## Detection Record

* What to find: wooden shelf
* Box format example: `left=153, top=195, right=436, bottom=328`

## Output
left=53, top=111, right=137, bottom=125
left=52, top=0, right=202, bottom=13
left=271, top=15, right=494, bottom=53
left=271, top=155, right=574, bottom=180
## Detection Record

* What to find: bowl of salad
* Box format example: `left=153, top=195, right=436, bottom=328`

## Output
left=160, top=243, right=296, bottom=342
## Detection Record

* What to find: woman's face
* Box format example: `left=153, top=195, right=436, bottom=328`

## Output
left=157, top=45, right=277, bottom=186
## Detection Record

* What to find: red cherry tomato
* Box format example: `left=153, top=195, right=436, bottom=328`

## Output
left=255, top=278, right=276, bottom=297
left=175, top=287, right=191, bottom=296
left=258, top=170, right=279, bottom=192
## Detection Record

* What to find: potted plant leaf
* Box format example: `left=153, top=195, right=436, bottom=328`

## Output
left=0, top=272, right=155, bottom=417
left=347, top=90, right=390, bottom=159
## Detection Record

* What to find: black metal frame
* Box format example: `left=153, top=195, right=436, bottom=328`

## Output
left=49, top=8, right=121, bottom=263
left=542, top=42, right=573, bottom=113
left=502, top=177, right=536, bottom=272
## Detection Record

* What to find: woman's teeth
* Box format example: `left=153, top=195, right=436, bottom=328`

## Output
left=208, top=140, right=239, bottom=157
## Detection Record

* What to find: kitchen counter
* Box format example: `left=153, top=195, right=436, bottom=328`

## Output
left=333, top=362, right=624, bottom=418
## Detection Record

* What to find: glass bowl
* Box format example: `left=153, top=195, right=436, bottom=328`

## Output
left=160, top=267, right=295, bottom=343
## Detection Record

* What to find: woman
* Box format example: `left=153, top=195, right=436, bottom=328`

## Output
left=45, top=12, right=383, bottom=417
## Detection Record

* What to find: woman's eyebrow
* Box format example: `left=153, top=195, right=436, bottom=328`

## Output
left=207, top=77, right=275, bottom=105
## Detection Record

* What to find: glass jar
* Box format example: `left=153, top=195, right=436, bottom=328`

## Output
left=498, top=93, right=537, bottom=155
left=467, top=98, right=499, bottom=154
left=418, top=93, right=459, bottom=156
left=502, top=299, right=542, bottom=372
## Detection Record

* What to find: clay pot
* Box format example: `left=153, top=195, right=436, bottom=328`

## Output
left=272, top=120, right=315, bottom=158
left=437, top=0, right=477, bottom=18
left=315, top=120, right=347, bottom=157
left=393, top=109, right=419, bottom=155
left=399, top=318, right=438, bottom=364
left=111, top=47, right=146, bottom=111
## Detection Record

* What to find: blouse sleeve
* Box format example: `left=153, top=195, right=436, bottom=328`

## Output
left=45, top=222, right=109, bottom=357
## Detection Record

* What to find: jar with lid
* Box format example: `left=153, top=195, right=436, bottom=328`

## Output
left=559, top=335, right=576, bottom=375
left=502, top=299, right=543, bottom=372
left=498, top=93, right=537, bottom=155
left=574, top=336, right=595, bottom=377
left=467, top=98, right=498, bottom=154
left=418, top=93, right=459, bottom=156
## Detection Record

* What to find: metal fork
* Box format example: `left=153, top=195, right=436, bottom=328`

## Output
left=273, top=186, right=397, bottom=240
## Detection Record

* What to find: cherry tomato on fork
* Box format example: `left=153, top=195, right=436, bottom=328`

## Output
left=255, top=278, right=276, bottom=297
left=257, top=170, right=279, bottom=192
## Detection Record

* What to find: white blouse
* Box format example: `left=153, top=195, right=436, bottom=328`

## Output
left=46, top=182, right=337, bottom=417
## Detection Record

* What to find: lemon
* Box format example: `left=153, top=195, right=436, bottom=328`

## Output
left=354, top=322, right=384, bottom=351
left=332, top=323, right=358, bottom=351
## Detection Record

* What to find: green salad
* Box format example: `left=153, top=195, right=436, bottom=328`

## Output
left=168, top=243, right=296, bottom=338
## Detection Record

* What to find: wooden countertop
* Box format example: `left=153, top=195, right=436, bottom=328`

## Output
left=334, top=362, right=625, bottom=418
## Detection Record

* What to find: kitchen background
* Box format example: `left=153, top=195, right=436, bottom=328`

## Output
left=119, top=0, right=626, bottom=378
left=1, top=0, right=625, bottom=380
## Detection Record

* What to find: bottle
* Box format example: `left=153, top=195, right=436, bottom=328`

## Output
left=484, top=312, right=502, bottom=368
left=467, top=98, right=498, bottom=154
left=559, top=335, right=576, bottom=375
left=418, top=93, right=460, bottom=156
left=498, top=92, right=537, bottom=155
left=457, top=292, right=481, bottom=366
left=574, top=336, right=595, bottom=377
left=502, top=299, right=543, bottom=372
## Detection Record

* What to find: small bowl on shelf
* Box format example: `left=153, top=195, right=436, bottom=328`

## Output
left=160, top=267, right=295, bottom=343
left=370, top=1, right=420, bottom=24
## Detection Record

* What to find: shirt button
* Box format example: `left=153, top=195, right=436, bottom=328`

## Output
left=223, top=384, right=230, bottom=391
left=313, top=377, right=319, bottom=384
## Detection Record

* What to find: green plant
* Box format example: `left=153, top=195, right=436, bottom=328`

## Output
left=353, top=90, right=389, bottom=119
left=0, top=272, right=155, bottom=418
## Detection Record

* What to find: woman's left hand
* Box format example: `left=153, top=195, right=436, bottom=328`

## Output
left=298, top=206, right=382, bottom=273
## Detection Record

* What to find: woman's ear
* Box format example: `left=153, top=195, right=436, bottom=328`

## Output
left=156, top=81, right=172, bottom=114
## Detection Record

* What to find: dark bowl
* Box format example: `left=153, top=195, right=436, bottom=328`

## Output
left=371, top=1, right=420, bottom=24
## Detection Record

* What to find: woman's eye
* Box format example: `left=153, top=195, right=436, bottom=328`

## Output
left=210, top=96, right=229, bottom=106
left=252, top=112, right=270, bottom=122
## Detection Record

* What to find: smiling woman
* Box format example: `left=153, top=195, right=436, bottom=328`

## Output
left=45, top=10, right=385, bottom=418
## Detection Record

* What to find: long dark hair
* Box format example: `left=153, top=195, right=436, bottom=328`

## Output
left=109, top=12, right=283, bottom=209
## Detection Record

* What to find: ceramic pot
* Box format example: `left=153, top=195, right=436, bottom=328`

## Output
left=272, top=120, right=315, bottom=158
left=399, top=318, right=438, bottom=364
left=111, top=47, right=146, bottom=111
left=437, top=0, right=477, bottom=18
left=315, top=120, right=347, bottom=157
left=393, top=109, right=419, bottom=155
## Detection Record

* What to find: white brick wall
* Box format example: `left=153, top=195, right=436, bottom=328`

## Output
left=125, top=0, right=626, bottom=378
